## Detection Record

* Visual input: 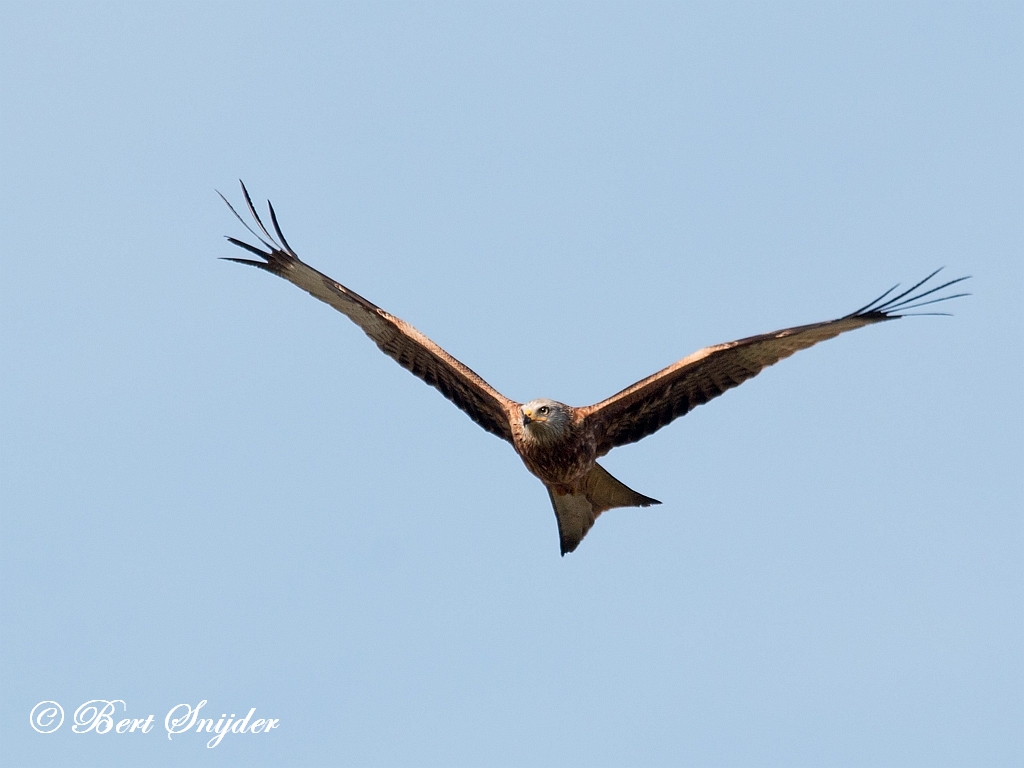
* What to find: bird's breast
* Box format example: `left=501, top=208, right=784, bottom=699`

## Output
left=513, top=425, right=597, bottom=486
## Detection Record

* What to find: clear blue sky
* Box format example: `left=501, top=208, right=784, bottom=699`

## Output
left=2, top=3, right=1021, bottom=766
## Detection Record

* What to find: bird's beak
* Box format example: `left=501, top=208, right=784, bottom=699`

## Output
left=522, top=412, right=533, bottom=426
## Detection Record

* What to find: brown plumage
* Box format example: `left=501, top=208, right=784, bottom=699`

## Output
left=222, top=183, right=969, bottom=555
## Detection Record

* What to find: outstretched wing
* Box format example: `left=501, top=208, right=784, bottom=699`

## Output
left=222, top=182, right=519, bottom=443
left=581, top=271, right=969, bottom=455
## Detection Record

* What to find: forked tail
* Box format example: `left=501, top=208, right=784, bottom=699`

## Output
left=548, top=463, right=660, bottom=555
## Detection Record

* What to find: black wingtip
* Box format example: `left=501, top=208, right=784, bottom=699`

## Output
left=847, top=269, right=971, bottom=320
left=220, top=182, right=300, bottom=266
left=224, top=236, right=270, bottom=259
left=220, top=256, right=272, bottom=270
left=267, top=199, right=295, bottom=255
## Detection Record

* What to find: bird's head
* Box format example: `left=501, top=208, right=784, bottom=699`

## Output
left=521, top=399, right=572, bottom=442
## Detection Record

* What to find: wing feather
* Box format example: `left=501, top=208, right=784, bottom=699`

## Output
left=581, top=272, right=969, bottom=455
left=222, top=183, right=518, bottom=443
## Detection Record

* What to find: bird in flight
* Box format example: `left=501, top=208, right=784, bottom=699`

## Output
left=222, top=183, right=968, bottom=555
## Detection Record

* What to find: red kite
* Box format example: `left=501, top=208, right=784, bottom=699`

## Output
left=223, top=184, right=968, bottom=555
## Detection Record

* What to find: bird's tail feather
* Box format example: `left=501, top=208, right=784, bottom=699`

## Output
left=583, top=463, right=661, bottom=514
left=549, top=464, right=660, bottom=555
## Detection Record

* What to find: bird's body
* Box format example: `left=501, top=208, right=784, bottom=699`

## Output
left=512, top=400, right=592, bottom=486
left=222, top=183, right=968, bottom=555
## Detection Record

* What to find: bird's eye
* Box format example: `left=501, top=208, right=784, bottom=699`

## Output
left=538, top=406, right=549, bottom=414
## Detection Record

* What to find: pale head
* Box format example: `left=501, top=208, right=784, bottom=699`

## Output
left=520, top=399, right=572, bottom=442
